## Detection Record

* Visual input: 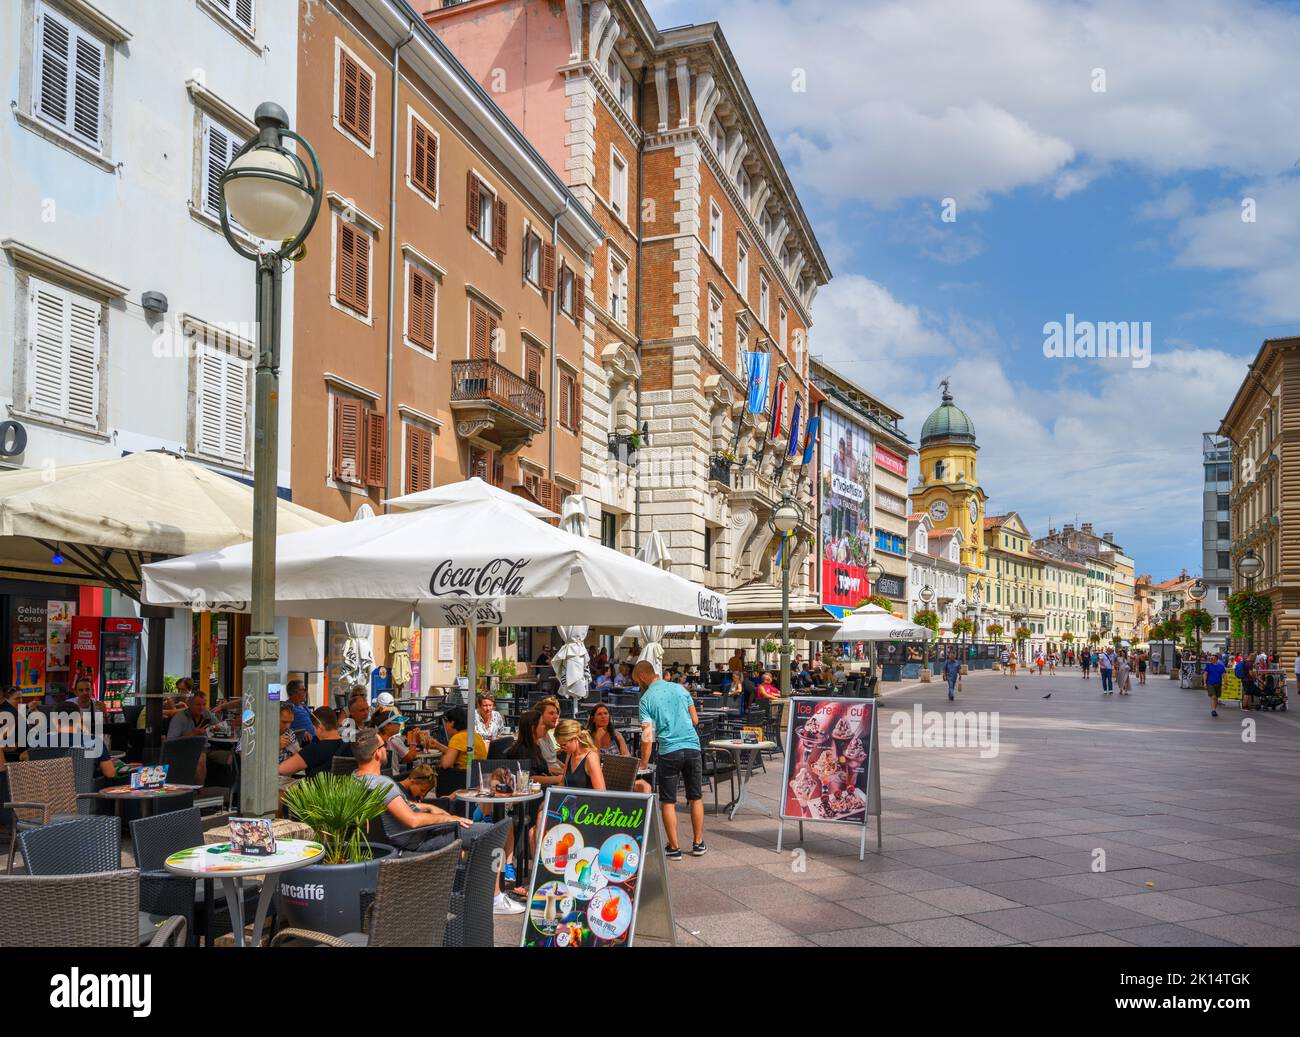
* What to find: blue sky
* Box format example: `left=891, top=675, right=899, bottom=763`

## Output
left=648, top=0, right=1300, bottom=580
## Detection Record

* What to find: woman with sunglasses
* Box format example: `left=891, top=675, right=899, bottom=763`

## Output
left=585, top=703, right=630, bottom=756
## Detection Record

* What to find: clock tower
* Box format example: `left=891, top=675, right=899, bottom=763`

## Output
left=909, top=380, right=988, bottom=577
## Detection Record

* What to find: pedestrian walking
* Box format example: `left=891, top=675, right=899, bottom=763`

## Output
left=1116, top=650, right=1132, bottom=695
left=1099, top=648, right=1114, bottom=695
left=1204, top=653, right=1225, bottom=718
left=1137, top=650, right=1147, bottom=685
left=942, top=652, right=961, bottom=702
left=1080, top=649, right=1091, bottom=680
left=1035, top=651, right=1045, bottom=676
left=1047, top=651, right=1058, bottom=676
left=999, top=648, right=1010, bottom=674
left=1008, top=652, right=1018, bottom=677
left=634, top=660, right=706, bottom=860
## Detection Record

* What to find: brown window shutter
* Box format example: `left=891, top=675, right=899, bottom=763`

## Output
left=405, top=424, right=433, bottom=494
left=466, top=173, right=480, bottom=234
left=573, top=372, right=582, bottom=429
left=470, top=302, right=489, bottom=359
left=559, top=372, right=572, bottom=430
left=337, top=222, right=355, bottom=310
left=492, top=456, right=504, bottom=487
left=411, top=123, right=426, bottom=193
left=409, top=269, right=435, bottom=350
left=340, top=55, right=358, bottom=137
left=573, top=273, right=585, bottom=322
left=353, top=229, right=370, bottom=313
left=426, top=129, right=438, bottom=199
left=363, top=409, right=386, bottom=488
left=542, top=242, right=557, bottom=292
left=356, top=65, right=373, bottom=142
left=334, top=397, right=363, bottom=483
left=525, top=344, right=541, bottom=387
left=493, top=197, right=508, bottom=256
left=417, top=427, right=433, bottom=491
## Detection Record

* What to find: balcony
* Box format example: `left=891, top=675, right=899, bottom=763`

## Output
left=708, top=454, right=733, bottom=487
left=608, top=431, right=639, bottom=466
left=450, top=359, right=545, bottom=453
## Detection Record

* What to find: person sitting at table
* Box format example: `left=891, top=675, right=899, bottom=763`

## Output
left=373, top=708, right=419, bottom=774
left=434, top=706, right=487, bottom=772
left=165, top=691, right=236, bottom=784
left=278, top=706, right=346, bottom=778
left=592, top=666, right=613, bottom=691
left=285, top=679, right=317, bottom=744
left=474, top=692, right=506, bottom=741
left=277, top=703, right=301, bottom=764
left=613, top=663, right=633, bottom=688
left=351, top=729, right=524, bottom=916
left=534, top=644, right=552, bottom=667
left=337, top=691, right=371, bottom=743
left=507, top=708, right=564, bottom=783
left=555, top=720, right=605, bottom=790
left=397, top=763, right=437, bottom=803
left=731, top=669, right=757, bottom=714
left=793, top=663, right=814, bottom=690
left=755, top=671, right=781, bottom=702
left=586, top=703, right=630, bottom=756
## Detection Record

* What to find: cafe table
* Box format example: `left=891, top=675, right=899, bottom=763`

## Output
left=708, top=738, right=777, bottom=821
left=163, top=838, right=324, bottom=948
left=455, top=788, right=542, bottom=887
left=93, top=783, right=201, bottom=819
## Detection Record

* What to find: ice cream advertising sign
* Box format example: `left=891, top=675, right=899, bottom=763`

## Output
left=522, top=789, right=662, bottom=948
left=781, top=696, right=875, bottom=825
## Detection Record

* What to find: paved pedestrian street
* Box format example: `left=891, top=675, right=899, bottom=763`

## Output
left=498, top=670, right=1300, bottom=947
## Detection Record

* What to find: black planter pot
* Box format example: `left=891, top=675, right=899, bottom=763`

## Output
left=276, top=843, right=396, bottom=936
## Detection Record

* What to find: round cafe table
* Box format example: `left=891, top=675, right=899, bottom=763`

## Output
left=93, top=783, right=200, bottom=819
left=456, top=789, right=542, bottom=887
left=163, top=838, right=324, bottom=948
left=708, top=739, right=777, bottom=821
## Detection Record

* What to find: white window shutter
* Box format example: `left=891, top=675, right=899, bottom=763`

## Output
left=34, top=3, right=103, bottom=149
left=198, top=345, right=249, bottom=464
left=29, top=282, right=69, bottom=417
left=223, top=349, right=249, bottom=462
left=65, top=295, right=100, bottom=424
left=35, top=5, right=72, bottom=131
left=234, top=0, right=255, bottom=32
left=71, top=30, right=103, bottom=147
left=203, top=117, right=231, bottom=219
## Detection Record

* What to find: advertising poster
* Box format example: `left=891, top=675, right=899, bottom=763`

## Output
left=45, top=600, right=74, bottom=700
left=522, top=789, right=657, bottom=948
left=781, top=696, right=875, bottom=824
left=819, top=407, right=873, bottom=616
left=12, top=597, right=48, bottom=697
left=70, top=616, right=102, bottom=697
left=1221, top=671, right=1242, bottom=702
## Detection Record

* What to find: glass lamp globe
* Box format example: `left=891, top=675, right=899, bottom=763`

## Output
left=773, top=501, right=800, bottom=533
left=224, top=147, right=314, bottom=241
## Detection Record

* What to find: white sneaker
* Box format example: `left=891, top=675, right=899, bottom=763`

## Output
left=493, top=892, right=525, bottom=915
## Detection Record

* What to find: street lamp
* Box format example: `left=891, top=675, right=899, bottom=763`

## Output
left=918, top=583, right=935, bottom=681
left=1237, top=550, right=1263, bottom=656
left=768, top=495, right=803, bottom=697
left=219, top=102, right=322, bottom=817
left=1186, top=578, right=1206, bottom=667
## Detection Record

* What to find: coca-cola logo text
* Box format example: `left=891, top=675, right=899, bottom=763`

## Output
left=697, top=592, right=725, bottom=622
left=429, top=558, right=527, bottom=599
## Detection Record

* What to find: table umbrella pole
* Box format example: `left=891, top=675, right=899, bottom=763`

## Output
left=465, top=614, right=478, bottom=793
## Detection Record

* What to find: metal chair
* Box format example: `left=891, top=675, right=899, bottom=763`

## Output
left=272, top=842, right=460, bottom=947
left=159, top=735, right=206, bottom=785
left=129, top=806, right=259, bottom=946
left=600, top=754, right=638, bottom=792
left=4, top=757, right=100, bottom=872
left=701, top=746, right=737, bottom=815
left=442, top=818, right=510, bottom=947
left=331, top=754, right=360, bottom=776
left=18, top=815, right=120, bottom=875
left=0, top=869, right=186, bottom=947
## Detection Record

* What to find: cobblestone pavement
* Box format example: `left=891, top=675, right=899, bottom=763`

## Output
left=497, top=668, right=1300, bottom=946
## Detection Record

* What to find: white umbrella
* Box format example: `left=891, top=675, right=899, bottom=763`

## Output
left=832, top=603, right=930, bottom=642
left=553, top=494, right=591, bottom=704
left=634, top=531, right=673, bottom=673
left=384, top=476, right=558, bottom=519
left=142, top=498, right=727, bottom=785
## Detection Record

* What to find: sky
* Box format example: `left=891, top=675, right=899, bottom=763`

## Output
left=646, top=0, right=1300, bottom=581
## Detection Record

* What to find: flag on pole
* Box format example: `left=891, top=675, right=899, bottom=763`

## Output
left=745, top=351, right=769, bottom=414
left=786, top=398, right=802, bottom=458
left=800, top=414, right=820, bottom=466
left=769, top=379, right=786, bottom=440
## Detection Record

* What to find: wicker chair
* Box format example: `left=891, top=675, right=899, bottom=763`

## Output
left=18, top=815, right=120, bottom=875
left=0, top=869, right=186, bottom=947
left=600, top=754, right=638, bottom=792
left=443, top=817, right=510, bottom=948
left=130, top=806, right=259, bottom=947
left=4, top=757, right=100, bottom=873
left=272, top=842, right=460, bottom=947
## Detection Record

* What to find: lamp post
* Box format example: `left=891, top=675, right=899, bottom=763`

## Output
left=769, top=495, right=803, bottom=697
left=1237, top=550, right=1263, bottom=657
left=218, top=102, right=322, bottom=817
left=866, top=557, right=884, bottom=689
left=918, top=583, right=935, bottom=681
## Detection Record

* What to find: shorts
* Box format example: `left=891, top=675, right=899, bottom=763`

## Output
left=655, top=748, right=703, bottom=804
left=1206, top=682, right=1221, bottom=698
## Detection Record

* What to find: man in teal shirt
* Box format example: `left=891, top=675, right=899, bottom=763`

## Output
left=635, top=660, right=705, bottom=860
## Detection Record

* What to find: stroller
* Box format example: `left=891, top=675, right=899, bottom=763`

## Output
left=1246, top=668, right=1288, bottom=711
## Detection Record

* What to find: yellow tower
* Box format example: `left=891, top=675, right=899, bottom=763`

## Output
left=909, top=380, right=988, bottom=583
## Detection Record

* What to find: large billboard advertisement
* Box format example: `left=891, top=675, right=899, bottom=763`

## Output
left=819, top=407, right=873, bottom=616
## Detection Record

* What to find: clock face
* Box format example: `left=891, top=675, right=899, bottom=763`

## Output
left=968, top=499, right=979, bottom=524
left=930, top=500, right=949, bottom=522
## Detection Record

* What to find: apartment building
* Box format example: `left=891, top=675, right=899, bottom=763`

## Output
left=907, top=514, right=969, bottom=632
left=983, top=513, right=1045, bottom=659
left=1202, top=432, right=1232, bottom=653
left=424, top=0, right=832, bottom=633
left=1038, top=551, right=1088, bottom=653
left=290, top=0, right=603, bottom=688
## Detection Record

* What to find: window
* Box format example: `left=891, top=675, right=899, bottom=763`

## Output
left=608, top=252, right=627, bottom=325
left=524, top=341, right=543, bottom=388
left=704, top=526, right=713, bottom=571
left=332, top=396, right=385, bottom=488
left=609, top=148, right=628, bottom=220
left=792, top=329, right=804, bottom=373
left=194, top=333, right=251, bottom=467
left=1217, top=551, right=1230, bottom=571
left=735, top=167, right=751, bottom=206
left=759, top=273, right=770, bottom=328
left=334, top=217, right=372, bottom=317
left=404, top=260, right=438, bottom=354
left=1217, top=585, right=1229, bottom=601
left=736, top=321, right=749, bottom=381
left=736, top=237, right=749, bottom=297
left=1216, top=493, right=1229, bottom=512
left=335, top=42, right=374, bottom=150
left=601, top=511, right=618, bottom=550
left=404, top=421, right=434, bottom=494
left=709, top=201, right=722, bottom=260
left=522, top=227, right=551, bottom=290
left=709, top=117, right=726, bottom=161
left=25, top=277, right=101, bottom=427
left=1216, top=521, right=1230, bottom=539
left=33, top=2, right=106, bottom=151
left=779, top=302, right=788, bottom=350
left=204, top=0, right=255, bottom=34
left=200, top=113, right=247, bottom=226
left=407, top=111, right=439, bottom=203
left=558, top=260, right=584, bottom=322
left=468, top=299, right=500, bottom=359
left=606, top=53, right=633, bottom=115
left=707, top=289, right=723, bottom=354
left=559, top=366, right=580, bottom=432
left=467, top=173, right=507, bottom=256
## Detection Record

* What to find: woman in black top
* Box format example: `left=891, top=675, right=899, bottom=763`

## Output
left=554, top=720, right=604, bottom=790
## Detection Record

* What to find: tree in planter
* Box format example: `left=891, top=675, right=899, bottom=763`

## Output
left=282, top=773, right=389, bottom=865
left=1226, top=591, right=1272, bottom=650
left=1014, top=625, right=1033, bottom=661
left=913, top=610, right=941, bottom=673
left=857, top=594, right=895, bottom=613
left=1181, top=608, right=1212, bottom=660
left=987, top=622, right=1005, bottom=642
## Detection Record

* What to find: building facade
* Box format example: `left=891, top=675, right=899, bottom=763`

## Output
left=1035, top=523, right=1124, bottom=645
left=1202, top=432, right=1232, bottom=653
left=907, top=514, right=968, bottom=632
left=0, top=0, right=301, bottom=693
left=425, top=0, right=831, bottom=642
left=983, top=513, right=1045, bottom=659
left=289, top=0, right=603, bottom=691
left=1038, top=551, right=1088, bottom=653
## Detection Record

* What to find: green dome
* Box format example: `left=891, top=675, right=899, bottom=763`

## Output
left=920, top=384, right=976, bottom=444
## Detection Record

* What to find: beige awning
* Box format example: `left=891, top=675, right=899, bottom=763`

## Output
left=0, top=449, right=335, bottom=598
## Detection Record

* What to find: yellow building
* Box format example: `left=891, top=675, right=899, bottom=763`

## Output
left=1039, top=552, right=1089, bottom=652
left=910, top=381, right=988, bottom=599
left=983, top=513, right=1046, bottom=658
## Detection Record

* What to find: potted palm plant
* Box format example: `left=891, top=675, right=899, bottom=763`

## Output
left=278, top=773, right=396, bottom=936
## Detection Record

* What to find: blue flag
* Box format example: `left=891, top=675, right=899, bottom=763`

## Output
left=786, top=398, right=802, bottom=458
left=745, top=351, right=769, bottom=414
left=800, top=415, right=820, bottom=466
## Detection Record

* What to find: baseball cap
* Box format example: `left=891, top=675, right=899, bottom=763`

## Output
left=375, top=692, right=395, bottom=707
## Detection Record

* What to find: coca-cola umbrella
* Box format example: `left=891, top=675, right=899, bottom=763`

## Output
left=141, top=497, right=727, bottom=786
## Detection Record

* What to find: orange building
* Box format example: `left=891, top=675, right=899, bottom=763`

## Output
left=289, top=0, right=602, bottom=695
